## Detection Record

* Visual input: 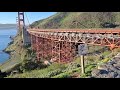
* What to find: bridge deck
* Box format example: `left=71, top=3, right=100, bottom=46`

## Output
left=28, top=28, right=120, bottom=34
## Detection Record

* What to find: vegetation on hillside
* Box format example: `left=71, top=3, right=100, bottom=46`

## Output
left=31, top=12, right=120, bottom=29
left=2, top=12, right=120, bottom=78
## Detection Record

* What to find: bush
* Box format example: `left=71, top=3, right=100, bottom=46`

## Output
left=88, top=56, right=95, bottom=61
left=47, top=69, right=63, bottom=77
left=101, top=58, right=110, bottom=63
left=0, top=70, right=7, bottom=78
left=85, top=64, right=96, bottom=76
left=53, top=72, right=72, bottom=78
left=64, top=62, right=80, bottom=72
left=20, top=59, right=39, bottom=72
left=47, top=63, right=66, bottom=71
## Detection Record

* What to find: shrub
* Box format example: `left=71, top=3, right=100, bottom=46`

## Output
left=36, top=62, right=48, bottom=69
left=101, top=58, right=110, bottom=63
left=53, top=72, right=72, bottom=78
left=64, top=62, right=80, bottom=72
left=88, top=56, right=95, bottom=61
left=47, top=69, right=63, bottom=77
left=85, top=64, right=96, bottom=72
left=20, top=59, right=39, bottom=72
left=0, top=70, right=7, bottom=78
left=47, top=63, right=66, bottom=71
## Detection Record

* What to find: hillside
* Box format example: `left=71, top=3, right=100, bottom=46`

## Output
left=31, top=12, right=120, bottom=29
left=3, top=12, right=120, bottom=78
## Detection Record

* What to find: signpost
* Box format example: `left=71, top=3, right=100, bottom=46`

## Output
left=78, top=44, right=88, bottom=74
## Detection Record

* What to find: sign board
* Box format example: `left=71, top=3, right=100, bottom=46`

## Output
left=78, top=44, right=88, bottom=56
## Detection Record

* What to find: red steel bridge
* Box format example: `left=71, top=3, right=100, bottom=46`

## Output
left=18, top=12, right=120, bottom=63
left=27, top=28, right=120, bottom=63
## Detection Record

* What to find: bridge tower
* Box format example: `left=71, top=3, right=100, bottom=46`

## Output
left=18, top=12, right=31, bottom=46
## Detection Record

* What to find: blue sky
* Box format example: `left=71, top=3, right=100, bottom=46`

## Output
left=0, top=12, right=56, bottom=24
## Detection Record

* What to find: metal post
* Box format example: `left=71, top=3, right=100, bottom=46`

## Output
left=81, top=55, right=85, bottom=74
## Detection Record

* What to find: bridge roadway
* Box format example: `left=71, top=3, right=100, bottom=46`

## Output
left=27, top=28, right=120, bottom=63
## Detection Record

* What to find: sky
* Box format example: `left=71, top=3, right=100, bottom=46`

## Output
left=0, top=12, right=56, bottom=24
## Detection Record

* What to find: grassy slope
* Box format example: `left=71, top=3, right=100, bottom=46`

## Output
left=8, top=45, right=119, bottom=78
left=31, top=12, right=120, bottom=29
left=4, top=12, right=120, bottom=78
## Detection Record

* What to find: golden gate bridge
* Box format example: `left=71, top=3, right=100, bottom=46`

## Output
left=17, top=12, right=120, bottom=63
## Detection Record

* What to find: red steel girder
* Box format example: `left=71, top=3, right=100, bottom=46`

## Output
left=51, top=40, right=61, bottom=63
left=28, top=28, right=120, bottom=63
left=31, top=34, right=37, bottom=51
left=36, top=37, right=53, bottom=62
left=36, top=37, right=44, bottom=61
left=60, top=41, right=76, bottom=63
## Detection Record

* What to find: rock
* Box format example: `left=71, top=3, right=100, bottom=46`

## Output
left=99, top=70, right=108, bottom=74
left=99, top=74, right=109, bottom=78
left=91, top=69, right=100, bottom=77
left=115, top=66, right=120, bottom=70
left=44, top=60, right=51, bottom=65
left=107, top=72, right=117, bottom=78
left=50, top=58, right=57, bottom=62
left=97, top=65, right=108, bottom=70
left=113, top=64, right=120, bottom=68
left=91, top=53, right=120, bottom=78
left=107, top=61, right=116, bottom=65
left=10, top=70, right=19, bottom=75
left=86, top=76, right=93, bottom=78
left=113, top=69, right=120, bottom=75
left=115, top=74, right=120, bottom=78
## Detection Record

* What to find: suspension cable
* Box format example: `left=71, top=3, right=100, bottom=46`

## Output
left=24, top=12, right=30, bottom=26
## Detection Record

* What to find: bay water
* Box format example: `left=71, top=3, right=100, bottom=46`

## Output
left=0, top=28, right=17, bottom=64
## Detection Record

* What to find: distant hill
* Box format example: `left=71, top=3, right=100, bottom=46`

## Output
left=0, top=24, right=16, bottom=29
left=30, top=12, right=120, bottom=29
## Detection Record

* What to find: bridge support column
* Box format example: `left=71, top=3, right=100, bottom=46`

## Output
left=51, top=41, right=61, bottom=62
left=60, top=41, right=76, bottom=63
left=36, top=37, right=53, bottom=61
left=36, top=37, right=44, bottom=61
left=31, top=34, right=36, bottom=51
left=43, top=39, right=52, bottom=60
left=51, top=41, right=76, bottom=63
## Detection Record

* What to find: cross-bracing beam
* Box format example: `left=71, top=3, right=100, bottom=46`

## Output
left=28, top=28, right=120, bottom=63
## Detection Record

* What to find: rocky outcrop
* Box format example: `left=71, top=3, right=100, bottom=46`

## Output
left=91, top=54, right=120, bottom=78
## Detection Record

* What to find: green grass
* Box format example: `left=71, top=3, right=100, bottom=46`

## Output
left=31, top=12, right=120, bottom=29
left=7, top=63, right=66, bottom=78
left=7, top=48, right=119, bottom=78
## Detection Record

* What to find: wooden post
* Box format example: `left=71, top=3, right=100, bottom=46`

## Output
left=81, top=55, right=85, bottom=74
left=112, top=49, right=114, bottom=57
